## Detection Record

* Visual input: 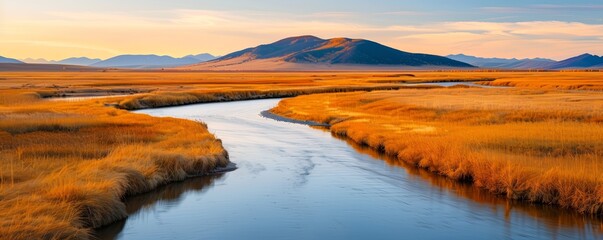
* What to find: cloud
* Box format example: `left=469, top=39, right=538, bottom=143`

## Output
left=482, top=4, right=603, bottom=13
left=387, top=21, right=603, bottom=59
left=1, top=9, right=602, bottom=60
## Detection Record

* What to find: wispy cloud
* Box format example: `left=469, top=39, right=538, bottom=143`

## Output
left=1, top=9, right=602, bottom=60
left=482, top=4, right=603, bottom=13
left=389, top=21, right=603, bottom=59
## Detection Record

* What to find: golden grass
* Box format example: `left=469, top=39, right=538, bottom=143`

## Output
left=1, top=71, right=601, bottom=239
left=0, top=91, right=228, bottom=239
left=472, top=72, right=603, bottom=90
left=271, top=88, right=603, bottom=215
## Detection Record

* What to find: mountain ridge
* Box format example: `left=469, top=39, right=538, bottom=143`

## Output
left=447, top=53, right=603, bottom=69
left=0, top=56, right=24, bottom=64
left=91, top=54, right=201, bottom=68
left=547, top=53, right=603, bottom=69
left=447, top=54, right=556, bottom=69
left=191, top=36, right=474, bottom=70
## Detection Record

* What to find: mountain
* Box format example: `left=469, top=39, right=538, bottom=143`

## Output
left=90, top=54, right=201, bottom=68
left=21, top=57, right=100, bottom=65
left=0, top=63, right=99, bottom=72
left=0, top=56, right=24, bottom=64
left=184, top=53, right=217, bottom=62
left=547, top=54, right=603, bottom=69
left=57, top=57, right=101, bottom=66
left=447, top=54, right=555, bottom=69
left=22, top=58, right=52, bottom=64
left=184, top=36, right=473, bottom=70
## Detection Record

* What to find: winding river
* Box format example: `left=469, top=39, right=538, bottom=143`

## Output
left=96, top=99, right=601, bottom=240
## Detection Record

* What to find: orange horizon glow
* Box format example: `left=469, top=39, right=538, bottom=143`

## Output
left=1, top=4, right=603, bottom=61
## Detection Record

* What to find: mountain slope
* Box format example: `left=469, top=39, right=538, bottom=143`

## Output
left=447, top=54, right=555, bottom=69
left=22, top=57, right=100, bottom=65
left=547, top=54, right=603, bottom=69
left=184, top=53, right=217, bottom=62
left=186, top=36, right=473, bottom=70
left=57, top=57, right=101, bottom=66
left=91, top=54, right=201, bottom=68
left=0, top=63, right=99, bottom=72
left=0, top=56, right=24, bottom=64
left=22, top=58, right=52, bottom=64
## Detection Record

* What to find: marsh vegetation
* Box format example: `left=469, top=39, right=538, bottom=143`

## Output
left=0, top=71, right=601, bottom=239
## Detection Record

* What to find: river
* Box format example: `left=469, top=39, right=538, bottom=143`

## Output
left=95, top=99, right=601, bottom=240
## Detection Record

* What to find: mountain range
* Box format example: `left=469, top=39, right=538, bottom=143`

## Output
left=90, top=55, right=198, bottom=68
left=2, top=36, right=602, bottom=70
left=17, top=54, right=218, bottom=68
left=185, top=36, right=473, bottom=70
left=546, top=54, right=603, bottom=69
left=22, top=57, right=101, bottom=65
left=447, top=53, right=603, bottom=69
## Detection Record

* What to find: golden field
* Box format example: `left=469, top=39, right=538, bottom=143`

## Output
left=474, top=71, right=603, bottom=90
left=0, top=91, right=229, bottom=239
left=2, top=71, right=601, bottom=107
left=0, top=71, right=602, bottom=239
left=271, top=87, right=603, bottom=215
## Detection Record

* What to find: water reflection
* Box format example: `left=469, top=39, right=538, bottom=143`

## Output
left=95, top=174, right=225, bottom=240
left=401, top=81, right=509, bottom=88
left=333, top=132, right=603, bottom=238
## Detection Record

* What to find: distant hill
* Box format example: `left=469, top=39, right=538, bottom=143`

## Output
left=18, top=54, right=213, bottom=68
left=22, top=58, right=53, bottom=64
left=90, top=54, right=201, bottom=68
left=0, top=63, right=99, bottom=72
left=22, top=57, right=101, bottom=66
left=547, top=54, right=603, bottom=69
left=0, top=56, right=24, bottom=64
left=184, top=53, right=217, bottom=62
left=448, top=53, right=603, bottom=69
left=57, top=57, right=101, bottom=66
left=184, top=35, right=473, bottom=70
left=447, top=54, right=555, bottom=69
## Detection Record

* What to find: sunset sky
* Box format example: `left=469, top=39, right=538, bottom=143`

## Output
left=1, top=0, right=602, bottom=60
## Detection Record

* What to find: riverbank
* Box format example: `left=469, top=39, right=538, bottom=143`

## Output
left=1, top=71, right=601, bottom=239
left=0, top=92, right=229, bottom=239
left=100, top=98, right=603, bottom=240
left=270, top=88, right=603, bottom=216
left=0, top=71, right=447, bottom=239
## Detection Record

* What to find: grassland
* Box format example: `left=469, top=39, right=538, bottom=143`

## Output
left=1, top=71, right=602, bottom=239
left=0, top=91, right=229, bottom=239
left=473, top=71, right=603, bottom=90
left=0, top=71, right=436, bottom=239
left=271, top=88, right=603, bottom=216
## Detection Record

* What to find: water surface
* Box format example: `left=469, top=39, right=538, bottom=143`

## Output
left=96, top=99, right=601, bottom=240
left=402, top=81, right=507, bottom=88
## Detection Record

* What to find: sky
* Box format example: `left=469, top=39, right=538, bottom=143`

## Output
left=1, top=0, right=602, bottom=60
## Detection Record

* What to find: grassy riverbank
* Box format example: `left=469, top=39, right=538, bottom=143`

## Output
left=0, top=91, right=229, bottom=239
left=1, top=71, right=601, bottom=239
left=271, top=88, right=603, bottom=216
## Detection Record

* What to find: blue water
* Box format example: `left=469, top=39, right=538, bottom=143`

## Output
left=96, top=99, right=601, bottom=240
left=402, top=81, right=508, bottom=88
